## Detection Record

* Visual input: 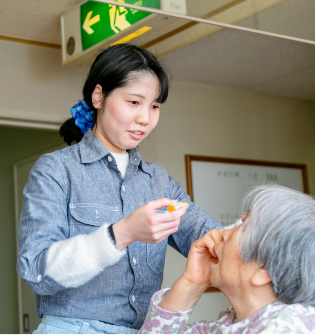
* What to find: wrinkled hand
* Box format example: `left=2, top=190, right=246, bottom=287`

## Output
left=157, top=229, right=224, bottom=313
left=113, top=198, right=187, bottom=250
left=181, top=228, right=224, bottom=292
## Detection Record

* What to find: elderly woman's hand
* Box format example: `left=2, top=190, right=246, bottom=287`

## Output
left=182, top=228, right=225, bottom=292
left=158, top=228, right=225, bottom=313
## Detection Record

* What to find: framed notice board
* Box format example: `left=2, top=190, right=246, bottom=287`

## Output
left=185, top=155, right=308, bottom=292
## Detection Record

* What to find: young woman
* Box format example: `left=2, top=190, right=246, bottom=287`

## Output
left=17, top=44, right=222, bottom=334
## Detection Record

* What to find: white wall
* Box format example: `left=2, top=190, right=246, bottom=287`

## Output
left=0, top=39, right=87, bottom=124
left=1, top=39, right=315, bottom=329
left=147, top=81, right=315, bottom=194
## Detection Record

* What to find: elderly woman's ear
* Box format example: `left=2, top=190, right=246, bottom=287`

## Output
left=250, top=265, right=272, bottom=287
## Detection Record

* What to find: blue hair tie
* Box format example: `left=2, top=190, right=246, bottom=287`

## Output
left=70, top=99, right=95, bottom=134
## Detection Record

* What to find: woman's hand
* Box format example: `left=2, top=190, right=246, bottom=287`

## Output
left=181, top=228, right=224, bottom=292
left=113, top=198, right=187, bottom=250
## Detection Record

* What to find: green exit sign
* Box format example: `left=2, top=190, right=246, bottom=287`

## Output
left=80, top=0, right=160, bottom=51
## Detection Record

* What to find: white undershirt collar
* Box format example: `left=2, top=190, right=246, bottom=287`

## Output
left=110, top=151, right=129, bottom=178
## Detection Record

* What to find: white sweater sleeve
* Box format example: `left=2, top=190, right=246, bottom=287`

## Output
left=46, top=224, right=125, bottom=288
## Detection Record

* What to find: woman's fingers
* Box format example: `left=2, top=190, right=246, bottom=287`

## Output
left=147, top=218, right=181, bottom=243
left=153, top=205, right=187, bottom=224
left=183, top=234, right=218, bottom=288
left=203, top=235, right=218, bottom=259
left=209, top=229, right=224, bottom=243
left=152, top=226, right=180, bottom=243
left=123, top=198, right=187, bottom=245
left=147, top=198, right=187, bottom=223
left=148, top=198, right=177, bottom=212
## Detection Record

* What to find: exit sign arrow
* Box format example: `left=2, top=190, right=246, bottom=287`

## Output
left=80, top=1, right=160, bottom=51
left=83, top=11, right=100, bottom=34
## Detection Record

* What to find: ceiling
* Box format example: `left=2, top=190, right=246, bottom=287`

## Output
left=160, top=0, right=315, bottom=102
left=0, top=0, right=79, bottom=45
left=1, top=0, right=315, bottom=101
left=160, top=28, right=315, bottom=101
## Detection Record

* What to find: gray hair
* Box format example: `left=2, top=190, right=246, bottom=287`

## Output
left=239, top=184, right=315, bottom=306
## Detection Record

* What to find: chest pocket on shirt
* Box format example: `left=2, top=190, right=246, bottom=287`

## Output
left=146, top=239, right=168, bottom=274
left=69, top=203, right=119, bottom=237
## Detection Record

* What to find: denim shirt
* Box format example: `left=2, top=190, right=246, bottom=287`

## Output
left=17, top=129, right=222, bottom=330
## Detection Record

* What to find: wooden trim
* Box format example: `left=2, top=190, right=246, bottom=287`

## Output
left=0, top=116, right=61, bottom=125
left=0, top=117, right=61, bottom=131
left=141, top=0, right=246, bottom=49
left=0, top=35, right=61, bottom=49
left=185, top=155, right=194, bottom=201
left=302, top=166, right=309, bottom=194
left=202, top=0, right=247, bottom=20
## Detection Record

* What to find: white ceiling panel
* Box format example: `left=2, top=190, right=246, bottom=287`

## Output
left=0, top=0, right=79, bottom=44
left=236, top=0, right=315, bottom=41
left=252, top=65, right=315, bottom=101
left=161, top=28, right=315, bottom=94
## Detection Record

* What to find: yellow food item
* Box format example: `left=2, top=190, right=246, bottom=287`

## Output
left=168, top=202, right=189, bottom=212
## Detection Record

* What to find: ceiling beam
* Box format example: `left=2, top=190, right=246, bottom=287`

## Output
left=0, top=35, right=61, bottom=49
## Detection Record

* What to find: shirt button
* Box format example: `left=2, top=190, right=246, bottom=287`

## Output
left=133, top=258, right=136, bottom=265
left=108, top=156, right=112, bottom=162
left=132, top=295, right=135, bottom=303
left=37, top=275, right=42, bottom=282
left=122, top=185, right=125, bottom=191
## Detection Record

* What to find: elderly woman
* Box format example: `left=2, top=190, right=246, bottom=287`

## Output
left=140, top=185, right=315, bottom=334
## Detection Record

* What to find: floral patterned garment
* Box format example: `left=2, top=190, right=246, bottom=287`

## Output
left=139, top=289, right=315, bottom=334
